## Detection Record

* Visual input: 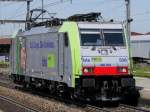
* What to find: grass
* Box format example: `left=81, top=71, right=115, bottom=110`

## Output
left=133, top=65, right=150, bottom=78
left=0, top=62, right=10, bottom=74
left=0, top=61, right=9, bottom=68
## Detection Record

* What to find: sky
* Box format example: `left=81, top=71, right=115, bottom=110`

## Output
left=0, top=0, right=149, bottom=36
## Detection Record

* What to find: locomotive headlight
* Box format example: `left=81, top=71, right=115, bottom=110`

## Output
left=84, top=68, right=89, bottom=73
left=83, top=67, right=93, bottom=74
left=122, top=68, right=127, bottom=73
left=118, top=67, right=128, bottom=73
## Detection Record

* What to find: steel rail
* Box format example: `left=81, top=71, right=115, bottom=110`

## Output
left=119, top=104, right=150, bottom=112
left=0, top=75, right=149, bottom=112
left=0, top=95, right=41, bottom=112
left=86, top=104, right=111, bottom=112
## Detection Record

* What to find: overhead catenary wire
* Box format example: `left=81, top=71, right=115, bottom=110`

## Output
left=0, top=0, right=126, bottom=29
left=0, top=2, right=19, bottom=8
left=0, top=0, right=73, bottom=35
left=132, top=11, right=150, bottom=16
left=2, top=0, right=125, bottom=20
left=32, top=0, right=72, bottom=9
left=0, top=0, right=149, bottom=35
left=7, top=0, right=72, bottom=19
left=7, top=2, right=26, bottom=19
left=1, top=0, right=149, bottom=20
left=0, top=0, right=30, bottom=20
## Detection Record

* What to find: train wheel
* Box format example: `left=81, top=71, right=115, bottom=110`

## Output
left=55, top=83, right=69, bottom=99
left=69, top=89, right=77, bottom=101
left=23, top=82, right=31, bottom=89
left=70, top=92, right=75, bottom=100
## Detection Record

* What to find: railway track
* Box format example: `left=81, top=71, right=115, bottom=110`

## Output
left=18, top=87, right=149, bottom=112
left=0, top=74, right=149, bottom=112
left=103, top=104, right=150, bottom=112
left=0, top=95, right=40, bottom=112
left=85, top=104, right=111, bottom=112
left=77, top=103, right=150, bottom=112
left=119, top=104, right=150, bottom=112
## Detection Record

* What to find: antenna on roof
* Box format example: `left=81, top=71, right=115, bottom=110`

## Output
left=67, top=12, right=104, bottom=22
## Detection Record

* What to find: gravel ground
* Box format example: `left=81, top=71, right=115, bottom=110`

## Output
left=135, top=77, right=150, bottom=111
left=0, top=97, right=29, bottom=112
left=0, top=86, right=85, bottom=112
left=0, top=69, right=150, bottom=112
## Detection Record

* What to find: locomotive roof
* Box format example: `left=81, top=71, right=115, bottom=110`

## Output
left=77, top=22, right=123, bottom=29
left=19, top=26, right=60, bottom=36
left=18, top=21, right=123, bottom=36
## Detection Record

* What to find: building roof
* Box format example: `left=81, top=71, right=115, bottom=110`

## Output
left=131, top=32, right=143, bottom=36
left=0, top=38, right=12, bottom=45
left=145, top=32, right=150, bottom=35
left=131, top=34, right=150, bottom=41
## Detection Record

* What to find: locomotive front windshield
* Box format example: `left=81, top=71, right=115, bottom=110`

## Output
left=80, top=29, right=125, bottom=46
left=104, top=29, right=125, bottom=46
left=80, top=34, right=103, bottom=46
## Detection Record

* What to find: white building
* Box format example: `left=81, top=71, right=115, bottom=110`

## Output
left=131, top=34, right=150, bottom=59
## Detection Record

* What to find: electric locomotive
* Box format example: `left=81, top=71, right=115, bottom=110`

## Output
left=10, top=12, right=140, bottom=105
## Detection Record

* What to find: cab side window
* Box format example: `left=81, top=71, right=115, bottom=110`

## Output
left=64, top=33, right=69, bottom=47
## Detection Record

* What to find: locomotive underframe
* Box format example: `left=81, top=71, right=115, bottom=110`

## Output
left=74, top=75, right=139, bottom=103
left=11, top=73, right=139, bottom=105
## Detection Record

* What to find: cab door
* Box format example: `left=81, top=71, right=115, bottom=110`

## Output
left=58, top=33, right=72, bottom=86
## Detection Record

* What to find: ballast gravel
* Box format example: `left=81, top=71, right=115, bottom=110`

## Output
left=0, top=86, right=85, bottom=112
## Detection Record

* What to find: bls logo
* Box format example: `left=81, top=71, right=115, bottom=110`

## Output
left=82, top=57, right=91, bottom=63
left=82, top=57, right=102, bottom=63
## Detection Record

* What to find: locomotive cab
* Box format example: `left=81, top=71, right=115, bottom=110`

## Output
left=79, top=23, right=128, bottom=76
left=64, top=22, right=140, bottom=104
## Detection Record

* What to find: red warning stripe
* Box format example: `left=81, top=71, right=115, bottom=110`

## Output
left=82, top=66, right=128, bottom=76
